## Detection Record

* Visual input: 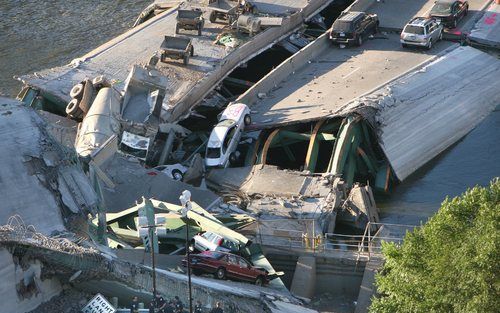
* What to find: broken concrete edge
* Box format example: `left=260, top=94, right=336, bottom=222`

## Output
left=240, top=31, right=461, bottom=131
left=0, top=224, right=313, bottom=313
left=0, top=99, right=98, bottom=231
left=167, top=0, right=339, bottom=122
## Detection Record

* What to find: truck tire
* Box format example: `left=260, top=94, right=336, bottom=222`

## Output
left=183, top=55, right=189, bottom=65
left=66, top=99, right=82, bottom=119
left=70, top=83, right=84, bottom=100
left=209, top=11, right=216, bottom=23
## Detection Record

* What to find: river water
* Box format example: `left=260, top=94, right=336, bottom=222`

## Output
left=0, top=1, right=498, bottom=226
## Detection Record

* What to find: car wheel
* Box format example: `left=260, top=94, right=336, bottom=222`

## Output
left=215, top=267, right=226, bottom=280
left=244, top=114, right=251, bottom=126
left=255, top=276, right=264, bottom=286
left=229, top=152, right=238, bottom=164
left=171, top=169, right=183, bottom=181
left=70, top=83, right=84, bottom=100
left=402, top=43, right=408, bottom=49
left=439, top=31, right=443, bottom=41
left=465, top=7, right=468, bottom=16
left=193, top=269, right=202, bottom=276
left=357, top=35, right=363, bottom=46
left=427, top=40, right=432, bottom=50
left=374, top=22, right=379, bottom=34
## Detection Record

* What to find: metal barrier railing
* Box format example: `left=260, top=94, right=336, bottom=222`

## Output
left=356, top=222, right=418, bottom=261
left=254, top=221, right=419, bottom=261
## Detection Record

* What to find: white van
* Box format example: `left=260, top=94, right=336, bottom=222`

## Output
left=205, top=103, right=251, bottom=168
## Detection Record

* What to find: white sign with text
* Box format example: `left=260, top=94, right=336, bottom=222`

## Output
left=81, top=293, right=116, bottom=313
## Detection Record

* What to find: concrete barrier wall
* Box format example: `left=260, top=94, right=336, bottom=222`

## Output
left=237, top=33, right=331, bottom=107
left=169, top=0, right=336, bottom=121
left=346, top=0, right=377, bottom=13
left=233, top=0, right=377, bottom=109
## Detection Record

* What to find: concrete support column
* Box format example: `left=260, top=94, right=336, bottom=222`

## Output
left=290, top=256, right=316, bottom=300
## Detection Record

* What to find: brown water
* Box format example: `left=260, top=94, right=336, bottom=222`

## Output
left=0, top=0, right=498, bottom=227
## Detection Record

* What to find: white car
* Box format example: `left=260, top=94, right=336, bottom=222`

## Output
left=153, top=163, right=188, bottom=181
left=192, top=231, right=240, bottom=254
left=205, top=103, right=251, bottom=168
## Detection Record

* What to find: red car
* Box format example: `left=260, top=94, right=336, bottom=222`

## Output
left=182, top=251, right=269, bottom=286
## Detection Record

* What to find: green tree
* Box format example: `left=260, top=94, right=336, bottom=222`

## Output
left=370, top=179, right=499, bottom=313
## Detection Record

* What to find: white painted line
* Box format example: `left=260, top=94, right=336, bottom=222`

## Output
left=343, top=67, right=360, bottom=79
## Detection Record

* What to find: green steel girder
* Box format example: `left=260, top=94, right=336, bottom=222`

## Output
left=328, top=116, right=358, bottom=174
left=278, top=130, right=311, bottom=141
left=357, top=146, right=378, bottom=175
left=305, top=120, right=325, bottom=172
left=345, top=126, right=361, bottom=186
left=283, top=145, right=296, bottom=162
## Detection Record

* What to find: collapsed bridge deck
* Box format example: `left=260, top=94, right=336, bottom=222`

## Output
left=19, top=0, right=335, bottom=122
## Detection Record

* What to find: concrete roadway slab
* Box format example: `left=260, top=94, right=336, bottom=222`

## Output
left=469, top=2, right=500, bottom=48
left=367, top=0, right=492, bottom=31
left=250, top=34, right=455, bottom=129
left=253, top=0, right=309, bottom=14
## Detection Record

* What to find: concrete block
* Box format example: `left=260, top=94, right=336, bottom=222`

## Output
left=290, top=256, right=316, bottom=300
left=354, top=257, right=383, bottom=313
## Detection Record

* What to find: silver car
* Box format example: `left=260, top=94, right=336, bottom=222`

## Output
left=400, top=17, right=443, bottom=50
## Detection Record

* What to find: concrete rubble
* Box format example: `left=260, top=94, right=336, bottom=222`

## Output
left=2, top=0, right=500, bottom=312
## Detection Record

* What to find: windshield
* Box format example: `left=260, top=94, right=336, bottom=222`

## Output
left=431, top=3, right=452, bottom=14
left=120, top=143, right=147, bottom=159
left=404, top=25, right=425, bottom=35
left=217, top=119, right=236, bottom=127
left=332, top=20, right=353, bottom=32
left=206, top=147, right=221, bottom=158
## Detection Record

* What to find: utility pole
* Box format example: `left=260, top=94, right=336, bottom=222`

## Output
left=138, top=198, right=160, bottom=300
left=180, top=190, right=193, bottom=313
left=140, top=224, right=159, bottom=299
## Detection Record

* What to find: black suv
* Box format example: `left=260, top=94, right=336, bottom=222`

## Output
left=329, top=11, right=379, bottom=47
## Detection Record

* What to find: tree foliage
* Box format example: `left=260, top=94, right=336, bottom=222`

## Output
left=370, top=179, right=499, bottom=313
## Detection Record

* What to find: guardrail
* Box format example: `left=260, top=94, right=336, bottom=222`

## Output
left=254, top=221, right=419, bottom=261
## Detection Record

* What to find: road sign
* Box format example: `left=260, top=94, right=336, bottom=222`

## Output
left=81, top=293, right=116, bottom=313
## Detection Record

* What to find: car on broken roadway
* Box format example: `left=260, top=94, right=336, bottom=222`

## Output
left=328, top=11, right=379, bottom=47
left=182, top=251, right=269, bottom=286
left=400, top=17, right=443, bottom=50
left=429, top=0, right=468, bottom=29
left=205, top=103, right=251, bottom=168
left=153, top=163, right=188, bottom=181
left=192, top=231, right=247, bottom=255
